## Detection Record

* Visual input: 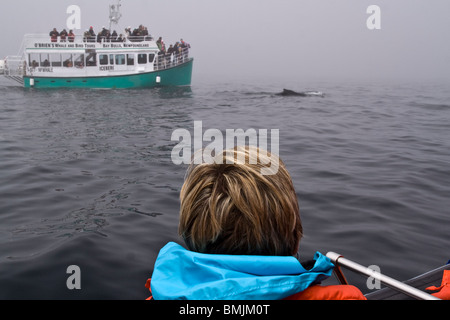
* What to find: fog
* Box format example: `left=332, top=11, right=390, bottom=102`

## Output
left=1, top=0, right=449, bottom=83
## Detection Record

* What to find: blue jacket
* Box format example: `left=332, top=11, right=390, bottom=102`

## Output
left=150, top=242, right=335, bottom=300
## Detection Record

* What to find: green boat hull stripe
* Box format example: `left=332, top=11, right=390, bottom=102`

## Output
left=23, top=58, right=193, bottom=89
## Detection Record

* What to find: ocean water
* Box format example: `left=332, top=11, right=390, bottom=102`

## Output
left=0, top=76, right=449, bottom=299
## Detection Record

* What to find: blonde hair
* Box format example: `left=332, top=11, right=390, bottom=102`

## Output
left=178, top=146, right=302, bottom=256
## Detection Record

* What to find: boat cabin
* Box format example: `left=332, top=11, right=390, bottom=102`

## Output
left=24, top=34, right=166, bottom=78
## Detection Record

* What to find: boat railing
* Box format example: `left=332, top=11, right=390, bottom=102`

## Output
left=326, top=252, right=441, bottom=300
left=4, top=56, right=25, bottom=76
left=2, top=55, right=25, bottom=85
left=23, top=33, right=154, bottom=45
left=154, top=48, right=191, bottom=71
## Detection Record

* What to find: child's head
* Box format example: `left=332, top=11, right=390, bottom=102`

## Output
left=178, top=146, right=302, bottom=256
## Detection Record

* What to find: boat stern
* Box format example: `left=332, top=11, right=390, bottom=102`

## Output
left=0, top=59, right=5, bottom=75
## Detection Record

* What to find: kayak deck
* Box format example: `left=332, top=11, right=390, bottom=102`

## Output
left=365, top=263, right=450, bottom=300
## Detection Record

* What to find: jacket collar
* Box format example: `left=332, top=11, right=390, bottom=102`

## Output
left=151, top=242, right=335, bottom=300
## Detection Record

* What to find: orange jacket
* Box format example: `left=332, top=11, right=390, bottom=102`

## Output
left=426, top=270, right=450, bottom=300
left=146, top=279, right=366, bottom=300
left=284, top=284, right=367, bottom=300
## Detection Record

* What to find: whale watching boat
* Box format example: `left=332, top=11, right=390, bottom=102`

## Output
left=0, top=1, right=193, bottom=89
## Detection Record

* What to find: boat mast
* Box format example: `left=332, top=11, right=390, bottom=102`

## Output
left=109, top=0, right=122, bottom=31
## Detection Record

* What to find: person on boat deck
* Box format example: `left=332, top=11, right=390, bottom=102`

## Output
left=124, top=27, right=132, bottom=39
left=147, top=146, right=367, bottom=300
left=97, top=31, right=103, bottom=43
left=156, top=37, right=163, bottom=50
left=180, top=39, right=190, bottom=59
left=88, top=26, right=96, bottom=42
left=59, top=29, right=68, bottom=42
left=49, top=28, right=59, bottom=42
left=83, top=30, right=90, bottom=43
left=166, top=44, right=175, bottom=66
left=131, top=26, right=145, bottom=42
left=68, top=30, right=75, bottom=43
left=98, top=26, right=110, bottom=43
left=111, top=30, right=118, bottom=42
left=116, top=34, right=125, bottom=43
left=141, top=26, right=152, bottom=41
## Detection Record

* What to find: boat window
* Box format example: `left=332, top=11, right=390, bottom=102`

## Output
left=50, top=53, right=62, bottom=67
left=110, top=54, right=114, bottom=65
left=62, top=53, right=73, bottom=68
left=115, top=54, right=125, bottom=65
left=99, top=54, right=109, bottom=65
left=73, top=54, right=85, bottom=68
left=138, top=54, right=147, bottom=64
left=29, top=53, right=40, bottom=67
left=40, top=53, right=50, bottom=67
left=127, top=54, right=135, bottom=66
left=86, top=51, right=97, bottom=67
left=86, top=54, right=96, bottom=67
left=149, top=54, right=155, bottom=63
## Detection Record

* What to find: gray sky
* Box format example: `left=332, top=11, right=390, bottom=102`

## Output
left=1, top=0, right=449, bottom=83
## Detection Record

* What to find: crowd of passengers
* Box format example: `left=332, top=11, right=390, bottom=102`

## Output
left=49, top=25, right=154, bottom=43
left=155, top=37, right=191, bottom=68
left=49, top=28, right=75, bottom=42
left=48, top=25, right=191, bottom=68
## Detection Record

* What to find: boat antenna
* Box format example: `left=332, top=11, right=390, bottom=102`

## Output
left=109, top=0, right=122, bottom=31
